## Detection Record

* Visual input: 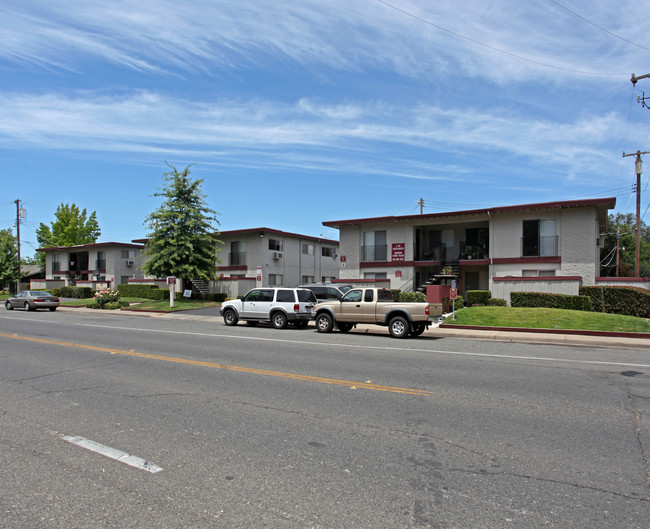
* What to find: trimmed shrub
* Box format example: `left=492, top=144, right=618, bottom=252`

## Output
left=442, top=296, right=464, bottom=313
left=55, top=286, right=94, bottom=299
left=398, top=291, right=427, bottom=303
left=390, top=289, right=401, bottom=301
left=118, top=284, right=164, bottom=299
left=93, top=289, right=120, bottom=309
left=487, top=297, right=507, bottom=306
left=579, top=286, right=650, bottom=318
left=510, top=292, right=592, bottom=312
left=467, top=290, right=491, bottom=306
left=103, top=301, right=130, bottom=310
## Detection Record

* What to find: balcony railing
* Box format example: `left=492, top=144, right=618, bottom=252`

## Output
left=361, top=244, right=387, bottom=262
left=522, top=235, right=558, bottom=257
left=229, top=251, right=247, bottom=266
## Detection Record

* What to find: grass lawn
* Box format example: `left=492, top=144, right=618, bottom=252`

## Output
left=443, top=306, right=650, bottom=334
left=60, top=297, right=221, bottom=312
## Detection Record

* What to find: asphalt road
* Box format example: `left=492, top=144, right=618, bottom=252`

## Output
left=1, top=308, right=649, bottom=528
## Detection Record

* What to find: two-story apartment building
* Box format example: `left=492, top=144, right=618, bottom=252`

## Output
left=213, top=228, right=340, bottom=297
left=323, top=198, right=615, bottom=303
left=36, top=242, right=147, bottom=290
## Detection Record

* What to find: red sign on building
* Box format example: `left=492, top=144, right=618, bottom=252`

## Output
left=392, top=243, right=405, bottom=261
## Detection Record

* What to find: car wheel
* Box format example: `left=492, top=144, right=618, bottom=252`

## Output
left=5, top=300, right=13, bottom=310
left=294, top=320, right=308, bottom=329
left=223, top=309, right=238, bottom=326
left=25, top=301, right=33, bottom=311
left=337, top=322, right=353, bottom=333
left=412, top=323, right=426, bottom=336
left=315, top=313, right=334, bottom=333
left=388, top=316, right=409, bottom=338
left=271, top=312, right=288, bottom=329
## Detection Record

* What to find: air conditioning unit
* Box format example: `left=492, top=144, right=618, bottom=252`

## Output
left=272, top=251, right=283, bottom=260
left=126, top=259, right=134, bottom=266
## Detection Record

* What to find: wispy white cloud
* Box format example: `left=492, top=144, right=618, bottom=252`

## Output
left=0, top=90, right=635, bottom=185
left=2, top=1, right=649, bottom=82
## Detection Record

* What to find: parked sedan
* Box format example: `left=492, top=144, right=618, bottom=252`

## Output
left=5, top=291, right=60, bottom=311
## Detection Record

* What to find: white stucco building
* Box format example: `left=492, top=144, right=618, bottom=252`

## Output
left=322, top=198, right=616, bottom=303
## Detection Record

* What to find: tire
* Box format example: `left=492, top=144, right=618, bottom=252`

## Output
left=5, top=301, right=12, bottom=311
left=412, top=323, right=426, bottom=336
left=271, top=311, right=288, bottom=329
left=49, top=307, right=57, bottom=312
left=337, top=322, right=353, bottom=333
left=25, top=301, right=33, bottom=311
left=315, top=313, right=334, bottom=333
left=246, top=321, right=259, bottom=326
left=294, top=320, right=308, bottom=329
left=223, top=309, right=238, bottom=326
left=388, top=316, right=410, bottom=339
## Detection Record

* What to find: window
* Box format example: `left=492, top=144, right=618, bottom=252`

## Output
left=230, top=241, right=246, bottom=266
left=342, top=289, right=363, bottom=302
left=322, top=246, right=336, bottom=257
left=363, top=230, right=387, bottom=261
left=523, top=269, right=556, bottom=277
left=364, top=290, right=374, bottom=302
left=302, top=275, right=314, bottom=284
left=523, top=219, right=557, bottom=257
left=276, top=289, right=295, bottom=303
left=52, top=253, right=61, bottom=273
left=96, top=251, right=106, bottom=270
left=321, top=276, right=335, bottom=282
left=302, top=243, right=314, bottom=255
left=268, top=239, right=283, bottom=251
left=363, top=272, right=387, bottom=280
left=268, top=274, right=283, bottom=286
left=121, top=249, right=132, bottom=259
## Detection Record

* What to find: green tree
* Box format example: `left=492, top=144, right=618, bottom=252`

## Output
left=143, top=163, right=221, bottom=283
left=36, top=203, right=101, bottom=269
left=0, top=229, right=20, bottom=289
left=600, top=213, right=650, bottom=277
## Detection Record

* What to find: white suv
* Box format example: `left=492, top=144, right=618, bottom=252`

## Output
left=220, top=288, right=317, bottom=329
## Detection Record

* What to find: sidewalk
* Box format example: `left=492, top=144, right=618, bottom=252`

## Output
left=57, top=305, right=650, bottom=350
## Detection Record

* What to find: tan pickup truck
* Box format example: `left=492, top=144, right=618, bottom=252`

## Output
left=311, top=287, right=442, bottom=338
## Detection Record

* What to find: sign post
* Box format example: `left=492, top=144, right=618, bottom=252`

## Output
left=450, top=280, right=457, bottom=320
left=167, top=276, right=176, bottom=308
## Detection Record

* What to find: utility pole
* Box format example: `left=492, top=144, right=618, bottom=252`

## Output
left=616, top=228, right=620, bottom=277
left=14, top=199, right=22, bottom=293
left=622, top=151, right=647, bottom=277
left=418, top=198, right=424, bottom=214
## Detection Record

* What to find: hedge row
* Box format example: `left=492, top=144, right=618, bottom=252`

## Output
left=579, top=286, right=650, bottom=318
left=510, top=292, right=592, bottom=311
left=467, top=290, right=491, bottom=306
left=51, top=286, right=94, bottom=299
left=397, top=291, right=427, bottom=303
left=117, top=284, right=172, bottom=300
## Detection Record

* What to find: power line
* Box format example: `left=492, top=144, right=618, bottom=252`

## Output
left=547, top=0, right=650, bottom=52
left=375, top=0, right=630, bottom=76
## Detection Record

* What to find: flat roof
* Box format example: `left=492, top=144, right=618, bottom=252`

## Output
left=38, top=241, right=145, bottom=252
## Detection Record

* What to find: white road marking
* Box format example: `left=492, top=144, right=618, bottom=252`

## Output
left=59, top=433, right=163, bottom=473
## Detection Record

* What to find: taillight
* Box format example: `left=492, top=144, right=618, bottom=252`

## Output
left=425, top=305, right=430, bottom=316
left=293, top=304, right=300, bottom=312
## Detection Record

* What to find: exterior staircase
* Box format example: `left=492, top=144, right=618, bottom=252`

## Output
left=191, top=279, right=210, bottom=294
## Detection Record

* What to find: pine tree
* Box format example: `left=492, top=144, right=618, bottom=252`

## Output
left=143, top=163, right=221, bottom=283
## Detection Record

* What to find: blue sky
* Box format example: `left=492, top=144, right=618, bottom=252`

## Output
left=2, top=0, right=650, bottom=258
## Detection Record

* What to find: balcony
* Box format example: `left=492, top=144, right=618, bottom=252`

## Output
left=361, top=244, right=387, bottom=262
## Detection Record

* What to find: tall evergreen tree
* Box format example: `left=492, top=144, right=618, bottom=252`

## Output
left=143, top=163, right=221, bottom=282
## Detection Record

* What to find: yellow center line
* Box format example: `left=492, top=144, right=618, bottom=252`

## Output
left=0, top=332, right=431, bottom=396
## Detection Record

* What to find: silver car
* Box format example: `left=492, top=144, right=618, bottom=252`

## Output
left=5, top=291, right=60, bottom=311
